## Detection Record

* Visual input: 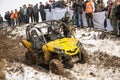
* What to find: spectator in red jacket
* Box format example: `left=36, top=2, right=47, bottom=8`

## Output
left=15, top=9, right=19, bottom=26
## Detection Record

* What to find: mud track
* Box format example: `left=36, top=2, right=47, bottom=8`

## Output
left=89, top=51, right=120, bottom=68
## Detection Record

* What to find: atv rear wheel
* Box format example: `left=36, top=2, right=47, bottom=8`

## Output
left=25, top=51, right=36, bottom=65
left=79, top=47, right=89, bottom=63
left=49, top=59, right=64, bottom=75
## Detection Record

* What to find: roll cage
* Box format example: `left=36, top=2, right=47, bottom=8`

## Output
left=26, top=20, right=76, bottom=44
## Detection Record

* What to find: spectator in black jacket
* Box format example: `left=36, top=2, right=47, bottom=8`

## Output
left=44, top=2, right=51, bottom=11
left=72, top=0, right=84, bottom=27
left=44, top=2, right=52, bottom=21
left=27, top=4, right=34, bottom=23
left=55, top=0, right=66, bottom=8
left=39, top=2, right=45, bottom=21
left=33, top=4, right=39, bottom=22
left=4, top=11, right=11, bottom=26
left=95, top=0, right=105, bottom=12
left=23, top=5, right=29, bottom=23
left=19, top=7, right=24, bottom=25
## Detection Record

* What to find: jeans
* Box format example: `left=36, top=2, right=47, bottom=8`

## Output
left=11, top=19, right=15, bottom=26
left=23, top=15, right=29, bottom=23
left=78, top=13, right=83, bottom=27
left=19, top=15, right=24, bottom=24
left=73, top=12, right=79, bottom=26
left=85, top=13, right=94, bottom=28
left=34, top=13, right=39, bottom=23
left=73, top=12, right=83, bottom=27
left=7, top=20, right=11, bottom=26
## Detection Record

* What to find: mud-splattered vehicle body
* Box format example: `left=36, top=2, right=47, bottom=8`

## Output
left=22, top=20, right=88, bottom=74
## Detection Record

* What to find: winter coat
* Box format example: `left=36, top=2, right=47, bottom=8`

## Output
left=44, top=4, right=51, bottom=11
left=72, top=2, right=79, bottom=12
left=72, top=2, right=83, bottom=14
left=39, top=5, right=44, bottom=12
left=54, top=1, right=66, bottom=8
left=33, top=5, right=39, bottom=14
left=10, top=13, right=15, bottom=19
left=23, top=8, right=27, bottom=15
left=27, top=7, right=34, bottom=16
left=95, top=2, right=105, bottom=12
left=110, top=3, right=117, bottom=19
left=19, top=9, right=24, bottom=16
left=15, top=11, right=19, bottom=18
left=4, top=14, right=10, bottom=20
left=85, top=1, right=93, bottom=13
left=59, top=1, right=66, bottom=8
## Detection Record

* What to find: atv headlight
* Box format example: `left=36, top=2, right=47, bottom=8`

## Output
left=77, top=41, right=82, bottom=48
left=54, top=48, right=64, bottom=54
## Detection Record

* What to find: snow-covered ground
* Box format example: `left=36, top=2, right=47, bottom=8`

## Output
left=2, top=25, right=120, bottom=80
left=75, top=29, right=120, bottom=57
left=4, top=62, right=68, bottom=80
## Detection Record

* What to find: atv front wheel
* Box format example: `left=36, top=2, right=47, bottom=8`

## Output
left=49, top=59, right=64, bottom=75
left=64, top=54, right=73, bottom=69
left=79, top=47, right=89, bottom=63
left=64, top=60, right=73, bottom=69
left=25, top=51, right=36, bottom=65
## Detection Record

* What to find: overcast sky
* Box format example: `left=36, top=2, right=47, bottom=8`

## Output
left=0, top=0, right=108, bottom=18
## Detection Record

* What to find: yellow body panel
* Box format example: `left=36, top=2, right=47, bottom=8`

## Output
left=42, top=45, right=50, bottom=63
left=44, top=38, right=79, bottom=56
left=22, top=37, right=79, bottom=64
left=22, top=39, right=32, bottom=51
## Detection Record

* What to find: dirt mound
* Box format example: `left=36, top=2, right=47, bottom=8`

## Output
left=0, top=33, right=26, bottom=62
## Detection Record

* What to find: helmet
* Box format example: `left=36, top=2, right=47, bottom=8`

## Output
left=65, top=11, right=70, bottom=18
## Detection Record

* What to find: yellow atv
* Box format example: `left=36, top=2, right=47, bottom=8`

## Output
left=22, top=20, right=88, bottom=75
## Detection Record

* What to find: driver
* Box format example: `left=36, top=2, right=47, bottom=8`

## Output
left=60, top=11, right=72, bottom=37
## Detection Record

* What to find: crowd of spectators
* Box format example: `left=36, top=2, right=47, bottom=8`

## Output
left=0, top=0, right=66, bottom=28
left=3, top=3, right=50, bottom=27
left=72, top=0, right=120, bottom=36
